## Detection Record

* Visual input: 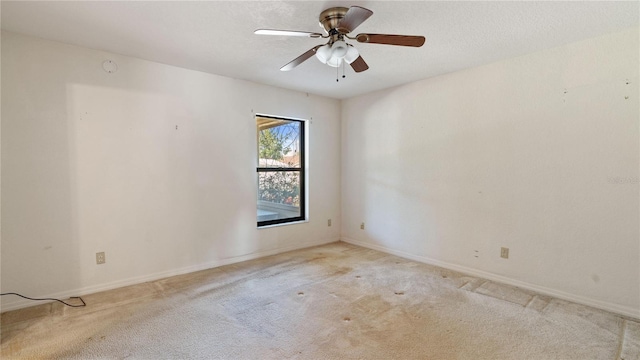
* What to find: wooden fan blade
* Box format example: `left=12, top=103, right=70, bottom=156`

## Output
left=349, top=56, right=369, bottom=73
left=356, top=34, right=426, bottom=47
left=255, top=29, right=323, bottom=38
left=280, top=46, right=321, bottom=71
left=337, top=6, right=373, bottom=33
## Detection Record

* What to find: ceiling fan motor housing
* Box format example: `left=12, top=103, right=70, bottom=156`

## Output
left=319, top=7, right=349, bottom=33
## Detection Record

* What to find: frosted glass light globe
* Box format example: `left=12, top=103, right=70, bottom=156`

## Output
left=344, top=45, right=359, bottom=64
left=315, top=44, right=332, bottom=64
left=331, top=40, right=348, bottom=58
left=326, top=56, right=342, bottom=68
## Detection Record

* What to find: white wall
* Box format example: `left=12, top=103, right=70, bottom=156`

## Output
left=341, top=28, right=640, bottom=318
left=1, top=32, right=341, bottom=311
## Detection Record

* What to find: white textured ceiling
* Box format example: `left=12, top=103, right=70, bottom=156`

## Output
left=2, top=1, right=638, bottom=99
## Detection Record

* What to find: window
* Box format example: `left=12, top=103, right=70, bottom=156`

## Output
left=256, top=115, right=305, bottom=227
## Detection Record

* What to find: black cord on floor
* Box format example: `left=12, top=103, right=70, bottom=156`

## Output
left=1, top=292, right=86, bottom=307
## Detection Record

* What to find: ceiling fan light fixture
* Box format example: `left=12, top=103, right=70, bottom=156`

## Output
left=316, top=40, right=356, bottom=67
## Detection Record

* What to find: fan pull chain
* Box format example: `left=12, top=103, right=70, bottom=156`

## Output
left=336, top=60, right=347, bottom=83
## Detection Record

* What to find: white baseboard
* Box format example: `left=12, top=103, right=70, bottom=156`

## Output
left=0, top=238, right=339, bottom=313
left=341, top=237, right=640, bottom=320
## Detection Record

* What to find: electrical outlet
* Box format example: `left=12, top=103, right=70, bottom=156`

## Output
left=360, top=222, right=365, bottom=230
left=328, top=219, right=332, bottom=227
left=96, top=252, right=106, bottom=265
left=500, top=247, right=509, bottom=259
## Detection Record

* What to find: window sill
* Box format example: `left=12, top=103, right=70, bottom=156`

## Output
left=257, top=219, right=309, bottom=229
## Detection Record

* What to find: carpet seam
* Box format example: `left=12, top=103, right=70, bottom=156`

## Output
left=614, top=319, right=626, bottom=360
left=471, top=280, right=488, bottom=292
left=524, top=295, right=536, bottom=309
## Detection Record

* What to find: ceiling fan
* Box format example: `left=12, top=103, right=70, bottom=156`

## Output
left=255, top=6, right=425, bottom=74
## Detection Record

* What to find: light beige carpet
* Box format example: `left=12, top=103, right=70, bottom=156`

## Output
left=1, top=242, right=639, bottom=359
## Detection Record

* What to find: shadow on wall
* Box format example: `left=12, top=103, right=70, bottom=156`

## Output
left=351, top=88, right=440, bottom=255
left=64, top=81, right=259, bottom=283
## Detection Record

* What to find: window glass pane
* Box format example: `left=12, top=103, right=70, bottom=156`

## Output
left=257, top=171, right=301, bottom=221
left=257, top=119, right=301, bottom=168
